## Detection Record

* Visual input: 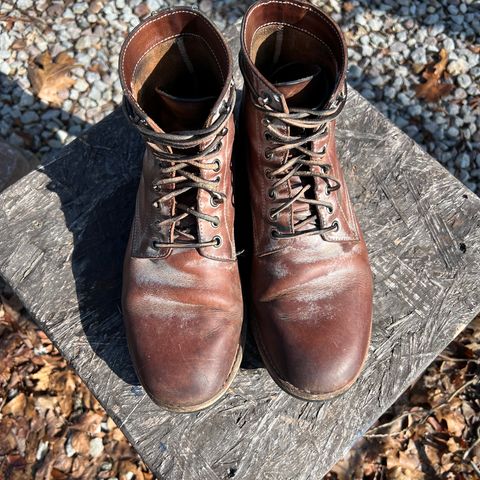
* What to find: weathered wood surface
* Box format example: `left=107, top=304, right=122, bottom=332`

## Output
left=1, top=24, right=480, bottom=480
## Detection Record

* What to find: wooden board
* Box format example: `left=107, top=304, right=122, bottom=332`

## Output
left=1, top=23, right=480, bottom=480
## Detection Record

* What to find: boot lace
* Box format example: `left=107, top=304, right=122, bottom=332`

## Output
left=123, top=87, right=235, bottom=249
left=254, top=84, right=347, bottom=239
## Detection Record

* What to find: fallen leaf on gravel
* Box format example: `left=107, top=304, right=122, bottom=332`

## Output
left=415, top=48, right=454, bottom=102
left=28, top=51, right=77, bottom=106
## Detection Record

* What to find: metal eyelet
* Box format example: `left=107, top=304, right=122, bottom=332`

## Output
left=332, top=221, right=339, bottom=232
left=325, top=188, right=330, bottom=196
left=210, top=195, right=220, bottom=207
left=213, top=159, right=221, bottom=172
left=211, top=216, right=220, bottom=228
left=152, top=201, right=160, bottom=208
left=261, top=118, right=271, bottom=127
left=264, top=149, right=273, bottom=159
left=220, top=127, right=228, bottom=136
left=264, top=131, right=272, bottom=141
left=270, top=229, right=279, bottom=239
left=269, top=209, right=276, bottom=220
left=152, top=240, right=160, bottom=249
left=326, top=205, right=334, bottom=214
left=268, top=189, right=276, bottom=199
left=319, top=145, right=327, bottom=155
left=222, top=102, right=231, bottom=114
left=213, top=235, right=222, bottom=248
left=265, top=168, right=272, bottom=179
left=214, top=176, right=221, bottom=183
left=214, top=141, right=223, bottom=152
left=152, top=183, right=160, bottom=192
left=259, top=92, right=271, bottom=104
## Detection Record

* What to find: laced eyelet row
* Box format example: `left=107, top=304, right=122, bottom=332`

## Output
left=152, top=235, right=222, bottom=250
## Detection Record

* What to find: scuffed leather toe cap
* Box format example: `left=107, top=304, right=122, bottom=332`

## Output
left=253, top=268, right=372, bottom=399
left=123, top=295, right=243, bottom=411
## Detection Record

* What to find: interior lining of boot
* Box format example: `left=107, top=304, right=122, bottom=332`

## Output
left=251, top=24, right=338, bottom=106
left=132, top=33, right=224, bottom=132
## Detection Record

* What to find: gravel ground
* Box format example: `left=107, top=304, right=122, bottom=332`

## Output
left=0, top=0, right=479, bottom=192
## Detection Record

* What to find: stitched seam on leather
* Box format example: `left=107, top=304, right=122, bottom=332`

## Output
left=198, top=111, right=234, bottom=261
left=223, top=117, right=235, bottom=257
left=131, top=33, right=224, bottom=85
left=122, top=9, right=229, bottom=83
left=323, top=130, right=359, bottom=241
left=244, top=0, right=345, bottom=66
left=249, top=22, right=335, bottom=63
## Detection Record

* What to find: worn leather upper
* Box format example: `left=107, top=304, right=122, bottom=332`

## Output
left=240, top=0, right=373, bottom=397
left=120, top=8, right=243, bottom=410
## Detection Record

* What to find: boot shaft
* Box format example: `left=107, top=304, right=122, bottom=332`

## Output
left=240, top=0, right=360, bottom=254
left=119, top=8, right=237, bottom=261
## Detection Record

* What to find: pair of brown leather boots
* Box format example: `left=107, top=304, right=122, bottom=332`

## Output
left=120, top=0, right=373, bottom=412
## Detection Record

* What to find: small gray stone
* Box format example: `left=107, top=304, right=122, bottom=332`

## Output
left=348, top=64, right=362, bottom=80
left=16, top=0, right=33, bottom=8
left=447, top=59, right=469, bottom=76
left=75, top=36, right=91, bottom=50
left=20, top=111, right=40, bottom=124
left=368, top=18, right=383, bottom=31
left=447, top=127, right=459, bottom=138
left=362, top=44, right=373, bottom=57
left=424, top=14, right=439, bottom=25
left=361, top=88, right=375, bottom=101
left=411, top=47, right=426, bottom=65
left=75, top=78, right=89, bottom=92
left=454, top=88, right=467, bottom=100
left=72, top=2, right=88, bottom=14
left=408, top=105, right=422, bottom=117
left=390, top=41, right=405, bottom=53
left=384, top=86, right=396, bottom=99
left=0, top=63, right=11, bottom=76
left=452, top=15, right=464, bottom=25
left=443, top=38, right=455, bottom=52
left=457, top=74, right=472, bottom=89
left=89, top=438, right=104, bottom=458
left=447, top=5, right=459, bottom=15
left=430, top=24, right=444, bottom=36
left=456, top=152, right=470, bottom=169
left=447, top=104, right=460, bottom=116
left=397, top=92, right=410, bottom=107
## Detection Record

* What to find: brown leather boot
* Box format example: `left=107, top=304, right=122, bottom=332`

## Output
left=240, top=0, right=373, bottom=400
left=119, top=8, right=243, bottom=412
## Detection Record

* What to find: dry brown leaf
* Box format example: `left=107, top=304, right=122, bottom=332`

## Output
left=27, top=51, right=77, bottom=106
left=2, top=392, right=26, bottom=416
left=415, top=48, right=454, bottom=103
left=70, top=431, right=90, bottom=456
left=436, top=404, right=466, bottom=437
left=31, top=363, right=55, bottom=391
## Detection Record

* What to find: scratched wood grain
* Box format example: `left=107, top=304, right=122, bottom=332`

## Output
left=1, top=23, right=480, bottom=480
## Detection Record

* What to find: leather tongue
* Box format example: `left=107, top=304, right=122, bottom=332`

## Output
left=270, top=63, right=331, bottom=230
left=271, top=63, right=330, bottom=109
left=155, top=87, right=216, bottom=133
